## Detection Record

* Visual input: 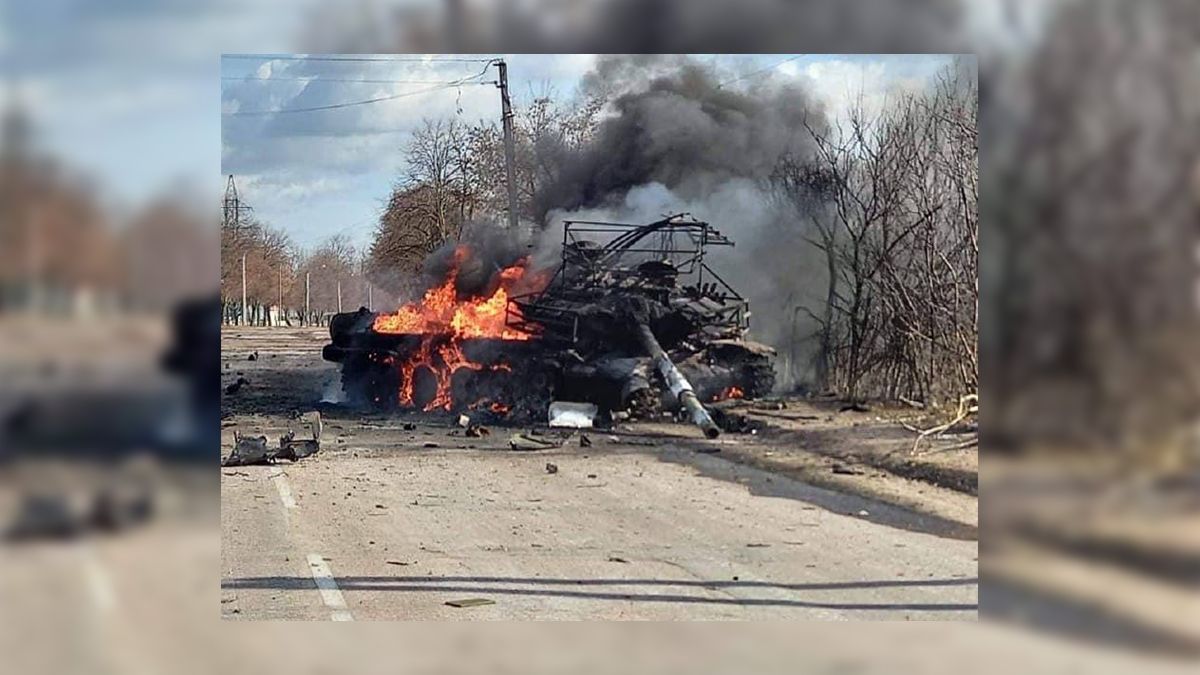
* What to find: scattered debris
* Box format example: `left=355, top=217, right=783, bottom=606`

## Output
left=223, top=413, right=322, bottom=466
left=465, top=424, right=490, bottom=438
left=248, top=350, right=259, bottom=361
left=831, top=464, right=864, bottom=476
left=386, top=560, right=413, bottom=566
left=746, top=543, right=771, bottom=548
left=422, top=442, right=439, bottom=448
left=608, top=556, right=629, bottom=563
left=402, top=422, right=417, bottom=431
left=277, top=412, right=322, bottom=461
left=696, top=447, right=721, bottom=454
left=445, top=598, right=495, bottom=608
left=579, top=433, right=592, bottom=447
left=224, top=376, right=250, bottom=395
left=545, top=463, right=558, bottom=474
left=548, top=401, right=598, bottom=429
left=509, top=433, right=561, bottom=451
left=224, top=432, right=271, bottom=466
left=752, top=399, right=787, bottom=411
left=840, top=402, right=871, bottom=413
left=709, top=407, right=764, bottom=434
left=457, top=414, right=471, bottom=428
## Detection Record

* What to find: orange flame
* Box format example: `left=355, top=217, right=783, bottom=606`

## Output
left=373, top=246, right=535, bottom=341
left=712, top=385, right=745, bottom=402
left=372, top=245, right=544, bottom=411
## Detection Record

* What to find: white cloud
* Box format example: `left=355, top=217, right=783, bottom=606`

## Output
left=797, top=57, right=948, bottom=128
left=240, top=173, right=348, bottom=202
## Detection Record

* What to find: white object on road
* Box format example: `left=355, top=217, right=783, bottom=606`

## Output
left=307, top=553, right=354, bottom=621
left=548, top=401, right=598, bottom=428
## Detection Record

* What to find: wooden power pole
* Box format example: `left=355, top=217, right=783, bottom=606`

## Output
left=277, top=266, right=283, bottom=327
left=241, top=253, right=247, bottom=326
left=496, top=59, right=519, bottom=230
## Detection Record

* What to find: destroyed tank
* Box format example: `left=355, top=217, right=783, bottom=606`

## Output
left=324, top=214, right=775, bottom=432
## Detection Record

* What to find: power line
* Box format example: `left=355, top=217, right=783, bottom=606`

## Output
left=223, top=54, right=496, bottom=63
left=225, top=65, right=494, bottom=116
left=223, top=75, right=493, bottom=85
left=717, top=55, right=807, bottom=89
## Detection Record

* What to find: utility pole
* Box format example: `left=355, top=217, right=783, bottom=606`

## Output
left=337, top=279, right=343, bottom=313
left=241, top=253, right=247, bottom=326
left=305, top=272, right=311, bottom=327
left=361, top=258, right=372, bottom=310
left=277, top=266, right=283, bottom=327
left=495, top=59, right=519, bottom=230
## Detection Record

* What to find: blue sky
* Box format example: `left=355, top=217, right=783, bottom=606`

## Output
left=220, top=53, right=956, bottom=252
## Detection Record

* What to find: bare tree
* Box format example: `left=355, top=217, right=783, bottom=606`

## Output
left=774, top=60, right=978, bottom=406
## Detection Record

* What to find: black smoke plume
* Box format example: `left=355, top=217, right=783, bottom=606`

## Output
left=535, top=56, right=827, bottom=221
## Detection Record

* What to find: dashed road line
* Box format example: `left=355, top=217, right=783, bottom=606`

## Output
left=307, top=553, right=354, bottom=621
left=77, top=543, right=117, bottom=612
left=273, top=472, right=298, bottom=509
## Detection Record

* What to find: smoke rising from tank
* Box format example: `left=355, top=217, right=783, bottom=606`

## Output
left=536, top=56, right=827, bottom=222
left=537, top=56, right=832, bottom=389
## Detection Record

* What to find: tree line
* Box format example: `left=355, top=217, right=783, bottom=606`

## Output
left=219, top=215, right=372, bottom=326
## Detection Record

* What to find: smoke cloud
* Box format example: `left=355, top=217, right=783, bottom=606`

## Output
left=536, top=56, right=827, bottom=221
left=538, top=56, right=833, bottom=389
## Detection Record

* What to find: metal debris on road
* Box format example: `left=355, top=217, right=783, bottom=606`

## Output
left=509, top=433, right=560, bottom=451
left=223, top=413, right=322, bottom=466
left=224, top=376, right=250, bottom=395
left=445, top=598, right=495, bottom=608
left=548, top=401, right=598, bottom=428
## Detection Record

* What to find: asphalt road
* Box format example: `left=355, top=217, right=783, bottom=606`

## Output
left=221, top=440, right=978, bottom=620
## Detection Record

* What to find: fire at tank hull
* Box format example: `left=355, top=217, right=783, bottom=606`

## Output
left=323, top=215, right=777, bottom=430
left=323, top=308, right=554, bottom=420
left=324, top=307, right=774, bottom=423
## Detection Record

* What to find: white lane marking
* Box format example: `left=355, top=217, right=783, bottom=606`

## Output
left=273, top=472, right=297, bottom=509
left=307, top=553, right=354, bottom=621
left=78, top=544, right=117, bottom=612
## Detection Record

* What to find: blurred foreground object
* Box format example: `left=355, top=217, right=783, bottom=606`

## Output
left=296, top=0, right=967, bottom=53
left=979, top=0, right=1200, bottom=657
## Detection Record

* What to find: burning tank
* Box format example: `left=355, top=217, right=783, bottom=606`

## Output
left=323, top=214, right=775, bottom=434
